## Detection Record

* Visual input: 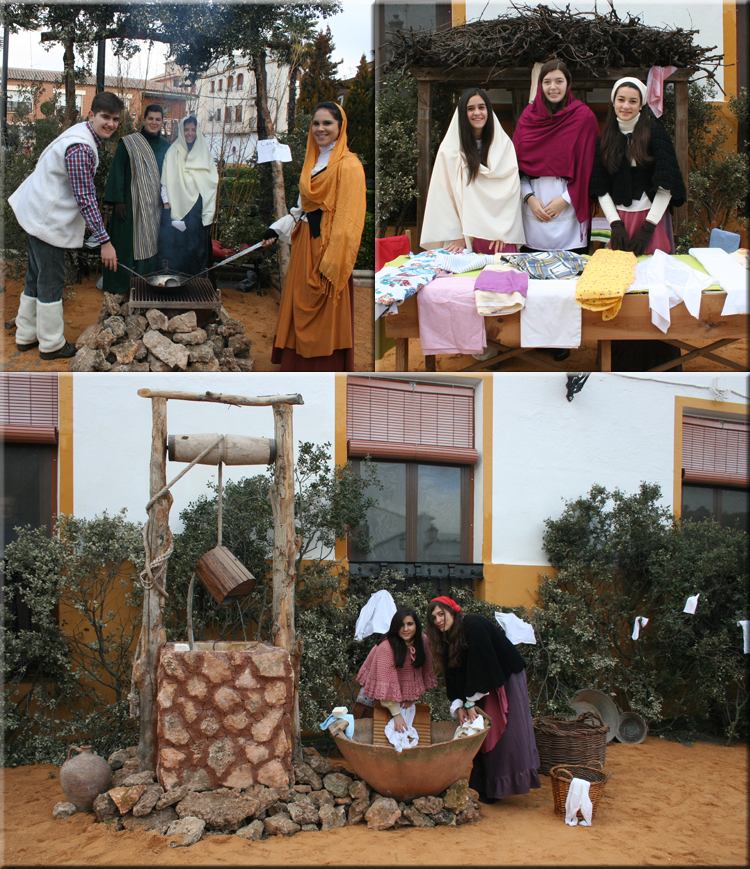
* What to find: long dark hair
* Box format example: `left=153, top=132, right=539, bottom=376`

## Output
left=457, top=88, right=495, bottom=184
left=378, top=607, right=426, bottom=669
left=425, top=600, right=467, bottom=673
left=538, top=58, right=572, bottom=115
left=599, top=84, right=653, bottom=175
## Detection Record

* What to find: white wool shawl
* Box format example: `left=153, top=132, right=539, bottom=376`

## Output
left=161, top=118, right=219, bottom=225
left=421, top=110, right=525, bottom=250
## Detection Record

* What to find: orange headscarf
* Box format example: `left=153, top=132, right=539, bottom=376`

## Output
left=299, top=105, right=366, bottom=298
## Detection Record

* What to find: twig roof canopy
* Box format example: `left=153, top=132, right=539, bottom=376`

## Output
left=386, top=3, right=722, bottom=83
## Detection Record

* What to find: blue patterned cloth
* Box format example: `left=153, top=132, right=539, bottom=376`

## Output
left=501, top=250, right=587, bottom=279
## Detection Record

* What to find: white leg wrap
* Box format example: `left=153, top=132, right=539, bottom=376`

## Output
left=36, top=299, right=66, bottom=353
left=15, top=293, right=38, bottom=345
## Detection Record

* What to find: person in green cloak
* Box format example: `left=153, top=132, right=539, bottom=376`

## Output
left=102, top=104, right=171, bottom=294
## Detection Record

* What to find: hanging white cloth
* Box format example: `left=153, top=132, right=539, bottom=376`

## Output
left=626, top=249, right=713, bottom=333
left=632, top=616, right=649, bottom=640
left=683, top=594, right=700, bottom=614
left=565, top=778, right=593, bottom=826
left=495, top=612, right=536, bottom=645
left=520, top=279, right=582, bottom=348
left=738, top=620, right=750, bottom=654
left=688, top=248, right=749, bottom=316
left=354, top=590, right=397, bottom=640
left=384, top=703, right=419, bottom=752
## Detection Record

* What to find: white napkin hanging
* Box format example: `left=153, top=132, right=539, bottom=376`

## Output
left=354, top=590, right=397, bottom=640
left=495, top=612, right=536, bottom=645
left=738, top=620, right=750, bottom=654
left=384, top=703, right=419, bottom=752
left=689, top=248, right=749, bottom=316
left=683, top=594, right=700, bottom=614
left=632, top=616, right=649, bottom=640
left=565, top=777, right=593, bottom=826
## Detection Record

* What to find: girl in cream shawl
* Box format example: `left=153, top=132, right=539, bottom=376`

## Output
left=158, top=116, right=219, bottom=279
left=421, top=88, right=525, bottom=254
left=262, top=102, right=366, bottom=371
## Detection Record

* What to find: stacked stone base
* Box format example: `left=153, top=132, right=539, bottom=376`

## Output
left=53, top=745, right=482, bottom=845
left=70, top=293, right=253, bottom=372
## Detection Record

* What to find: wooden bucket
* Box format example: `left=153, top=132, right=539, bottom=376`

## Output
left=168, top=433, right=276, bottom=466
left=194, top=545, right=256, bottom=606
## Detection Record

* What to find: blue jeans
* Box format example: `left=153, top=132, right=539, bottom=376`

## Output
left=23, top=234, right=67, bottom=303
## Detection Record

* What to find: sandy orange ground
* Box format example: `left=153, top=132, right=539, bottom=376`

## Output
left=1, top=270, right=374, bottom=373
left=1, top=737, right=747, bottom=866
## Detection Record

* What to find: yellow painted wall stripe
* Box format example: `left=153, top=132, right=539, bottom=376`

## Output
left=58, top=373, right=74, bottom=516
left=335, top=373, right=349, bottom=562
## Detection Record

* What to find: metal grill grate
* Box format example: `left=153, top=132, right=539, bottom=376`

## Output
left=127, top=278, right=221, bottom=315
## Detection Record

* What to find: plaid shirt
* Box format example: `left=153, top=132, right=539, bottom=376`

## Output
left=64, top=121, right=109, bottom=244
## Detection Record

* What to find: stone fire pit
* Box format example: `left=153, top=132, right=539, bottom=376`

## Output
left=156, top=641, right=293, bottom=792
left=70, top=293, right=253, bottom=372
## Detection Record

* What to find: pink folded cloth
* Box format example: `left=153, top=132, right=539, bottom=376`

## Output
left=646, top=65, right=677, bottom=118
left=417, top=276, right=486, bottom=355
left=474, top=270, right=529, bottom=296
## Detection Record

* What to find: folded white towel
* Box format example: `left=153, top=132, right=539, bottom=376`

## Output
left=520, top=279, right=582, bottom=348
left=565, top=777, right=593, bottom=826
left=384, top=703, right=419, bottom=752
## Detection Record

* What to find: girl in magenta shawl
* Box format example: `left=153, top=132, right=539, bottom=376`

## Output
left=356, top=607, right=437, bottom=733
left=512, top=59, right=599, bottom=254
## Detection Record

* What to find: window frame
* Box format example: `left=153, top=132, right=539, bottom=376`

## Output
left=348, top=456, right=474, bottom=564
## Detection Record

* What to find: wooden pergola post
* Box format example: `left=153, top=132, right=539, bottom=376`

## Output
left=270, top=403, right=302, bottom=762
left=135, top=389, right=304, bottom=770
left=412, top=66, right=692, bottom=247
left=135, top=397, right=172, bottom=772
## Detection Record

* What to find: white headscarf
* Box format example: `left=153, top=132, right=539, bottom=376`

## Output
left=161, top=117, right=219, bottom=225
left=611, top=77, right=647, bottom=105
left=420, top=109, right=525, bottom=250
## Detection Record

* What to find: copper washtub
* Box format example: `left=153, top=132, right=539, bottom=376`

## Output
left=333, top=710, right=490, bottom=801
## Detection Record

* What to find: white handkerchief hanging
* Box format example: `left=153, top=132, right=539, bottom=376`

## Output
left=683, top=594, right=700, bottom=614
left=632, top=616, right=649, bottom=640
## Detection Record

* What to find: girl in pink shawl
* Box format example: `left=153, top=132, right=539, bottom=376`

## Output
left=356, top=607, right=437, bottom=733
left=512, top=59, right=599, bottom=255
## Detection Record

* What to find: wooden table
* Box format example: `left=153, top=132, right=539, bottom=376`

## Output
left=383, top=291, right=747, bottom=372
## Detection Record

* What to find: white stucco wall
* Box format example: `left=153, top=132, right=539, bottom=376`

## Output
left=491, top=372, right=748, bottom=566
left=465, top=0, right=727, bottom=93
left=71, top=373, right=336, bottom=531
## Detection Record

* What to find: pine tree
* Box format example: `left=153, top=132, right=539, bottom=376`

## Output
left=297, top=27, right=340, bottom=116
left=343, top=54, right=374, bottom=179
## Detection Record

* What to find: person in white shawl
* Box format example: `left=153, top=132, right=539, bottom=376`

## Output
left=158, top=116, right=219, bottom=279
left=421, top=88, right=525, bottom=254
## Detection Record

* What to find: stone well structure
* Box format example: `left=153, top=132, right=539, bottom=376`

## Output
left=156, top=642, right=293, bottom=791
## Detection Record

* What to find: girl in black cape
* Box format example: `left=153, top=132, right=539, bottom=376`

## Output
left=426, top=596, right=540, bottom=803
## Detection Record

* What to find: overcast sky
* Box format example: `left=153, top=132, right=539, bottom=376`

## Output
left=5, top=2, right=374, bottom=82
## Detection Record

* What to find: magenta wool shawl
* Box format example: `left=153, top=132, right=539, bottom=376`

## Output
left=512, top=86, right=599, bottom=226
left=357, top=633, right=438, bottom=703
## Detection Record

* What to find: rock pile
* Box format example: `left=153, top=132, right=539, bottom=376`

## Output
left=53, top=745, right=482, bottom=845
left=70, top=293, right=253, bottom=372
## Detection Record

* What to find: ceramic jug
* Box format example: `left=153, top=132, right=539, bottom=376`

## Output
left=59, top=745, right=112, bottom=811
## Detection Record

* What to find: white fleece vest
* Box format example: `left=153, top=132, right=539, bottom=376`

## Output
left=9, top=122, right=100, bottom=249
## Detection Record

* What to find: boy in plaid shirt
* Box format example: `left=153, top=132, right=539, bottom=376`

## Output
left=9, top=91, right=124, bottom=360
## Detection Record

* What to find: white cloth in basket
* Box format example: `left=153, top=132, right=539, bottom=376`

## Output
left=565, top=777, right=593, bottom=826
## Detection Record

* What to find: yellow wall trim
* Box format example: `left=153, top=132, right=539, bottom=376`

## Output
left=335, top=373, right=349, bottom=562
left=479, top=564, right=554, bottom=609
left=58, top=374, right=74, bottom=516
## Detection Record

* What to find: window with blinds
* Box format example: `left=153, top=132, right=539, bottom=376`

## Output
left=682, top=416, right=748, bottom=487
left=347, top=376, right=478, bottom=464
left=0, top=373, right=59, bottom=443
left=682, top=415, right=749, bottom=530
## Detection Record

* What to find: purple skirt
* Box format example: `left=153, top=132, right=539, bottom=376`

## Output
left=471, top=670, right=541, bottom=799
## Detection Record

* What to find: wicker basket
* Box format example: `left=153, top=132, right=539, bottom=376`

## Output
left=533, top=711, right=609, bottom=774
left=550, top=760, right=610, bottom=821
